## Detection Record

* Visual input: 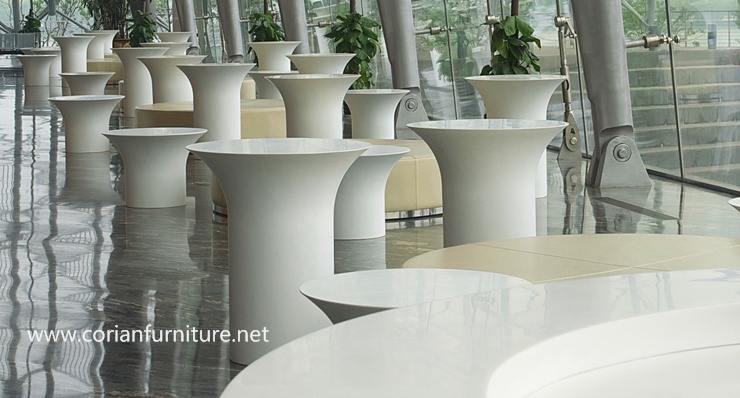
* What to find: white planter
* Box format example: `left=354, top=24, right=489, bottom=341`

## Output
left=344, top=89, right=409, bottom=139
left=335, top=145, right=410, bottom=239
left=103, top=128, right=206, bottom=208
left=48, top=95, right=124, bottom=153
left=141, top=42, right=191, bottom=55
left=268, top=74, right=358, bottom=139
left=466, top=75, right=566, bottom=198
left=17, top=55, right=56, bottom=86
left=247, top=70, right=297, bottom=99
left=112, top=47, right=168, bottom=118
left=30, top=47, right=62, bottom=86
left=53, top=36, right=94, bottom=88
left=408, top=119, right=568, bottom=247
left=248, top=41, right=301, bottom=72
left=186, top=138, right=370, bottom=365
left=74, top=32, right=108, bottom=59
left=287, top=53, right=354, bottom=74
left=59, top=72, right=114, bottom=95
left=84, top=30, right=119, bottom=55
left=177, top=63, right=255, bottom=142
left=139, top=55, right=205, bottom=103
left=155, top=31, right=193, bottom=42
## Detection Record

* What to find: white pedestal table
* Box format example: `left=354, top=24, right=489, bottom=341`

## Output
left=268, top=74, right=358, bottom=139
left=112, top=47, right=168, bottom=118
left=139, top=55, right=205, bottom=103
left=187, top=138, right=370, bottom=365
left=344, top=89, right=409, bottom=139
left=408, top=119, right=568, bottom=247
left=103, top=128, right=206, bottom=208
left=49, top=95, right=124, bottom=153
left=466, top=75, right=566, bottom=198
left=335, top=144, right=409, bottom=239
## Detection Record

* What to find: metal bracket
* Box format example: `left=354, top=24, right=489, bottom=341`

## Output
left=592, top=136, right=652, bottom=188
left=395, top=91, right=429, bottom=137
left=626, top=33, right=680, bottom=49
left=557, top=111, right=582, bottom=160
left=415, top=25, right=449, bottom=36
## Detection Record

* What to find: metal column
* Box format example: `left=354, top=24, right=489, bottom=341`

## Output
left=173, top=0, right=200, bottom=54
left=12, top=0, right=21, bottom=31
left=376, top=0, right=429, bottom=130
left=277, top=0, right=309, bottom=55
left=570, top=0, right=651, bottom=187
left=216, top=0, right=244, bottom=62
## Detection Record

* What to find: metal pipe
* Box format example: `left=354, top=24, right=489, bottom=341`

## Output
left=173, top=0, right=200, bottom=52
left=571, top=0, right=651, bottom=187
left=376, top=0, right=420, bottom=90
left=277, top=0, right=310, bottom=55
left=215, top=0, right=244, bottom=62
left=56, top=11, right=89, bottom=30
left=12, top=0, right=21, bottom=31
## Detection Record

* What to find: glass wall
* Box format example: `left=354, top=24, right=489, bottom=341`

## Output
left=204, top=0, right=739, bottom=193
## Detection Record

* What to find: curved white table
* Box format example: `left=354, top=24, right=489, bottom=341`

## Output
left=287, top=53, right=354, bottom=74
left=467, top=75, right=566, bottom=198
left=344, top=89, right=409, bottom=139
left=268, top=74, right=358, bottom=139
left=141, top=41, right=191, bottom=55
left=17, top=55, right=56, bottom=86
left=54, top=35, right=94, bottom=87
left=59, top=72, right=114, bottom=95
left=300, top=268, right=530, bottom=323
left=335, top=144, right=409, bottom=240
left=221, top=267, right=740, bottom=398
left=187, top=138, right=370, bottom=365
left=48, top=95, right=123, bottom=153
left=408, top=119, right=568, bottom=247
left=29, top=47, right=62, bottom=86
left=487, top=302, right=740, bottom=398
left=139, top=55, right=205, bottom=103
left=247, top=70, right=297, bottom=99
left=74, top=32, right=109, bottom=59
left=731, top=197, right=740, bottom=212
left=112, top=47, right=168, bottom=118
left=156, top=31, right=193, bottom=42
left=248, top=41, right=300, bottom=72
left=103, top=128, right=205, bottom=208
left=83, top=30, right=118, bottom=56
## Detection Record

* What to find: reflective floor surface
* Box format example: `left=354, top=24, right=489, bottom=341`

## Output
left=0, top=71, right=739, bottom=397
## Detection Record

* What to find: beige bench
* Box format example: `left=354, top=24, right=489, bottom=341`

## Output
left=358, top=139, right=442, bottom=218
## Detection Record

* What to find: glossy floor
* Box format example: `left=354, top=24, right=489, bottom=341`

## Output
left=1, top=72, right=739, bottom=397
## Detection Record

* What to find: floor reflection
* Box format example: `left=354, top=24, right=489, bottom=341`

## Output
left=0, top=67, right=738, bottom=396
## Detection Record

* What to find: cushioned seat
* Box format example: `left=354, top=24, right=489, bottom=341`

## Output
left=86, top=58, right=124, bottom=82
left=357, top=139, right=442, bottom=216
left=134, top=99, right=286, bottom=139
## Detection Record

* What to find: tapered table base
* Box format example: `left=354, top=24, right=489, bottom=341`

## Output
left=187, top=138, right=370, bottom=365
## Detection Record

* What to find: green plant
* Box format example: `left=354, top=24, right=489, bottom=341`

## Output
left=127, top=9, right=157, bottom=47
left=247, top=11, right=285, bottom=60
left=324, top=12, right=381, bottom=89
left=19, top=10, right=41, bottom=33
left=481, top=15, right=540, bottom=75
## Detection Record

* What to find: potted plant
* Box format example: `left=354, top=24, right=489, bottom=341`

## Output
left=127, top=9, right=157, bottom=47
left=19, top=9, right=41, bottom=33
left=324, top=0, right=380, bottom=89
left=247, top=1, right=286, bottom=62
left=480, top=1, right=541, bottom=75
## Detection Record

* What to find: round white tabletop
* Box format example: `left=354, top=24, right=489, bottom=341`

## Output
left=221, top=267, right=740, bottom=398
left=300, top=268, right=530, bottom=323
left=730, top=197, right=740, bottom=212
